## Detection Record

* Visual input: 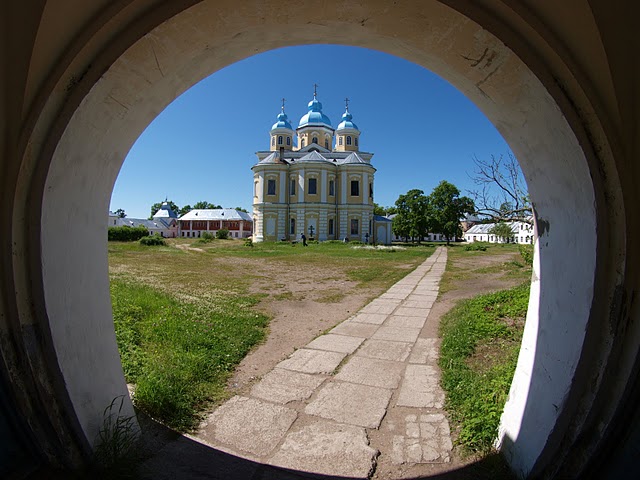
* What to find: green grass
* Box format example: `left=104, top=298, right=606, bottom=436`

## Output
left=439, top=283, right=530, bottom=454
left=111, top=279, right=268, bottom=431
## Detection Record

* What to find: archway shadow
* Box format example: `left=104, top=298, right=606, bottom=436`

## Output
left=28, top=411, right=516, bottom=480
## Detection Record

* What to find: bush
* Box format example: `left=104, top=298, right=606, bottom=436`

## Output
left=519, top=244, right=534, bottom=265
left=216, top=229, right=229, bottom=239
left=201, top=232, right=214, bottom=242
left=139, top=235, right=166, bottom=246
left=244, top=237, right=253, bottom=247
left=465, top=242, right=487, bottom=251
left=108, top=226, right=149, bottom=242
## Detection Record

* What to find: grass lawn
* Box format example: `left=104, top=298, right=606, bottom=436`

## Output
left=438, top=243, right=532, bottom=454
left=109, top=238, right=435, bottom=431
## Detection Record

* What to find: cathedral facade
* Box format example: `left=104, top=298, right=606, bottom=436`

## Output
left=252, top=92, right=390, bottom=244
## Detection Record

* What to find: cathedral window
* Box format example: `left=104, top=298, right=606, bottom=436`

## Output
left=271, top=137, right=275, bottom=146
left=286, top=137, right=291, bottom=146
left=290, top=178, right=296, bottom=196
left=351, top=219, right=359, bottom=235
left=301, top=138, right=306, bottom=147
left=355, top=137, right=359, bottom=147
left=346, top=136, right=352, bottom=145
left=329, top=180, right=335, bottom=196
left=312, top=136, right=318, bottom=144
left=267, top=179, right=276, bottom=196
left=338, top=137, right=343, bottom=146
left=369, top=182, right=373, bottom=198
left=278, top=135, right=283, bottom=145
left=308, top=178, right=317, bottom=195
left=351, top=180, right=360, bottom=196
left=290, top=218, right=296, bottom=235
left=328, top=218, right=334, bottom=235
left=325, top=140, right=329, bottom=149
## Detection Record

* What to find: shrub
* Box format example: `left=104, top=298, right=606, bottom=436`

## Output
left=139, top=235, right=166, bottom=246
left=201, top=232, right=214, bottom=242
left=108, top=226, right=149, bottom=242
left=216, top=229, right=229, bottom=239
left=519, top=244, right=534, bottom=265
left=465, top=242, right=487, bottom=251
left=244, top=237, right=253, bottom=247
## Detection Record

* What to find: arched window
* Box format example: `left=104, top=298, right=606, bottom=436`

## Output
left=301, top=138, right=306, bottom=147
left=338, top=137, right=343, bottom=146
left=325, top=140, right=329, bottom=149
left=312, top=136, right=318, bottom=144
left=278, top=135, right=283, bottom=145
left=286, top=137, right=291, bottom=146
left=346, top=136, right=352, bottom=145
left=271, top=137, right=275, bottom=146
left=355, top=137, right=359, bottom=146
left=290, top=218, right=296, bottom=235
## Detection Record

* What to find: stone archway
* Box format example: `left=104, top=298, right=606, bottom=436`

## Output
left=2, top=1, right=637, bottom=478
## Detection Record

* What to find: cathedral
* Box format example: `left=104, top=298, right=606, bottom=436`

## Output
left=252, top=90, right=392, bottom=243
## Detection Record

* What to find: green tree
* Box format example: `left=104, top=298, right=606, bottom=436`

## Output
left=193, top=201, right=222, bottom=209
left=428, top=180, right=475, bottom=245
left=114, top=208, right=126, bottom=218
left=235, top=207, right=249, bottom=213
left=150, top=200, right=179, bottom=219
left=393, top=189, right=429, bottom=243
left=489, top=222, right=514, bottom=243
left=179, top=205, right=192, bottom=216
left=373, top=203, right=386, bottom=216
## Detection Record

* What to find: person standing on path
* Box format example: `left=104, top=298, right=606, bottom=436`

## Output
left=301, top=233, right=307, bottom=246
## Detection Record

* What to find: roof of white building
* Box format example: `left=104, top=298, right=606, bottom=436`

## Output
left=465, top=222, right=531, bottom=235
left=179, top=209, right=253, bottom=222
left=115, top=217, right=175, bottom=229
left=153, top=202, right=178, bottom=219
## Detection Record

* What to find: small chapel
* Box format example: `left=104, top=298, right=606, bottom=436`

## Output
left=251, top=89, right=392, bottom=244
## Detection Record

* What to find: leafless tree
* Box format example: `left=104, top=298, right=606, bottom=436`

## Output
left=468, top=151, right=532, bottom=224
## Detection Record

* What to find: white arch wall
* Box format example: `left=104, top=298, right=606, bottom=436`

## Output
left=8, top=0, right=631, bottom=477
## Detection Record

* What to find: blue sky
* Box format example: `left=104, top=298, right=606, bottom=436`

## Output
left=110, top=45, right=511, bottom=219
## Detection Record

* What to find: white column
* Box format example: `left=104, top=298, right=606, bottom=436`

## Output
left=279, top=171, right=286, bottom=203
left=341, top=172, right=347, bottom=204
left=257, top=172, right=264, bottom=202
left=321, top=170, right=327, bottom=203
left=298, top=168, right=305, bottom=203
left=362, top=172, right=368, bottom=205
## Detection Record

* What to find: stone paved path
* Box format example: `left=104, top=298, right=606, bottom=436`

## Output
left=145, top=247, right=451, bottom=479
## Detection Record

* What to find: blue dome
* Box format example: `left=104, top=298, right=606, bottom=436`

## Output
left=337, top=109, right=359, bottom=131
left=271, top=110, right=293, bottom=131
left=298, top=96, right=332, bottom=128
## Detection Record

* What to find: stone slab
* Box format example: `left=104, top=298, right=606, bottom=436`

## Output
left=401, top=299, right=434, bottom=309
left=356, top=339, right=412, bottom=362
left=305, top=381, right=392, bottom=428
left=335, top=356, right=405, bottom=389
left=396, top=365, right=444, bottom=408
left=306, top=333, right=365, bottom=354
left=389, top=413, right=452, bottom=464
left=385, top=315, right=427, bottom=329
left=379, top=292, right=410, bottom=300
left=202, top=396, right=297, bottom=456
left=277, top=348, right=346, bottom=374
left=394, top=307, right=431, bottom=318
left=269, top=421, right=378, bottom=478
left=372, top=326, right=421, bottom=343
left=408, top=338, right=438, bottom=364
left=360, top=301, right=399, bottom=315
left=250, top=368, right=326, bottom=404
left=330, top=321, right=379, bottom=338
left=350, top=312, right=388, bottom=325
